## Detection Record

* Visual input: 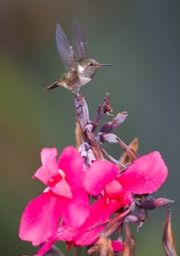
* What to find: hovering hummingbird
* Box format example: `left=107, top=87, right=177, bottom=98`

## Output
left=45, top=21, right=112, bottom=92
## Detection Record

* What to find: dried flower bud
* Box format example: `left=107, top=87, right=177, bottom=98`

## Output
left=122, top=223, right=135, bottom=256
left=119, top=138, right=139, bottom=165
left=162, top=208, right=177, bottom=256
left=88, top=235, right=113, bottom=256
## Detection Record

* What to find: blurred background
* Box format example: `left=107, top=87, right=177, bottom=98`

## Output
left=0, top=0, right=179, bottom=255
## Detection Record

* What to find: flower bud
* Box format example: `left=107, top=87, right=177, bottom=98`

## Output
left=139, top=197, right=174, bottom=210
left=100, top=112, right=128, bottom=133
left=99, top=133, right=118, bottom=144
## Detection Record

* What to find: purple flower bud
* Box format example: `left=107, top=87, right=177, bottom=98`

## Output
left=139, top=197, right=156, bottom=210
left=111, top=112, right=128, bottom=129
left=139, top=197, right=174, bottom=210
left=154, top=198, right=174, bottom=207
left=99, top=133, right=118, bottom=144
left=125, top=215, right=139, bottom=223
left=100, top=112, right=128, bottom=133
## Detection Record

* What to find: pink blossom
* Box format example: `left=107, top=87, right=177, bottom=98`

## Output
left=34, top=146, right=85, bottom=196
left=118, top=151, right=168, bottom=194
left=33, top=160, right=126, bottom=255
left=84, top=151, right=168, bottom=206
left=69, top=151, right=167, bottom=247
left=19, top=146, right=90, bottom=246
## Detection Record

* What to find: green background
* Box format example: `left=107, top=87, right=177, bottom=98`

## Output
left=0, top=1, right=179, bottom=255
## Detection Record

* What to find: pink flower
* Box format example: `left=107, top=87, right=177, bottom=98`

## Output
left=84, top=151, right=168, bottom=204
left=37, top=161, right=124, bottom=252
left=72, top=151, right=168, bottom=247
left=48, top=160, right=128, bottom=248
left=19, top=148, right=168, bottom=256
left=32, top=159, right=126, bottom=255
left=19, top=146, right=90, bottom=246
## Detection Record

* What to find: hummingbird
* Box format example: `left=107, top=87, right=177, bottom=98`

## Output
left=45, top=21, right=112, bottom=92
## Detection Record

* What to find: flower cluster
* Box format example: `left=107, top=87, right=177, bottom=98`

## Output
left=19, top=145, right=168, bottom=255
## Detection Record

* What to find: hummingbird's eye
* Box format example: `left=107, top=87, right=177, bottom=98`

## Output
left=89, top=62, right=94, bottom=66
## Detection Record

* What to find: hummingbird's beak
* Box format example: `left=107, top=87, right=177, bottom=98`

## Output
left=100, top=64, right=113, bottom=67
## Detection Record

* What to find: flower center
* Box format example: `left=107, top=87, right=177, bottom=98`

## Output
left=47, top=169, right=66, bottom=187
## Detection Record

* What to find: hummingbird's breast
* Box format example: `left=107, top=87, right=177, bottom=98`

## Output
left=59, top=63, right=91, bottom=91
left=77, top=64, right=91, bottom=85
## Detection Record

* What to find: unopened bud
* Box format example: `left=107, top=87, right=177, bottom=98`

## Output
left=122, top=223, right=135, bottom=256
left=139, top=197, right=174, bottom=210
left=154, top=198, right=174, bottom=208
left=139, top=197, right=156, bottom=210
left=99, top=133, right=118, bottom=144
left=125, top=213, right=145, bottom=232
left=125, top=215, right=139, bottom=223
left=100, top=112, right=128, bottom=133
left=111, top=112, right=128, bottom=129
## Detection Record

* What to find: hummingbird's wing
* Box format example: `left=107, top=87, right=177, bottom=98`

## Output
left=56, top=23, right=76, bottom=70
left=72, top=20, right=88, bottom=62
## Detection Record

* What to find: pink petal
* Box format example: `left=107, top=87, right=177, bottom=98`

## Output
left=119, top=151, right=168, bottom=194
left=61, top=187, right=90, bottom=228
left=37, top=225, right=79, bottom=255
left=19, top=191, right=62, bottom=246
left=34, top=148, right=58, bottom=185
left=74, top=196, right=122, bottom=246
left=117, top=191, right=133, bottom=207
left=106, top=180, right=132, bottom=207
left=84, top=160, right=119, bottom=195
left=55, top=225, right=78, bottom=241
left=58, top=146, right=85, bottom=189
left=105, top=180, right=123, bottom=199
left=36, top=240, right=56, bottom=256
left=52, top=178, right=72, bottom=198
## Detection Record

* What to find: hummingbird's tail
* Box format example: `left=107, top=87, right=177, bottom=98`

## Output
left=45, top=81, right=59, bottom=90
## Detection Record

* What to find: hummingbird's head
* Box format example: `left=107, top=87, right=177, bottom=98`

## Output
left=80, top=59, right=112, bottom=79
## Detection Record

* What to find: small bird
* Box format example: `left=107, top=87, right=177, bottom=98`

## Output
left=45, top=21, right=112, bottom=92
